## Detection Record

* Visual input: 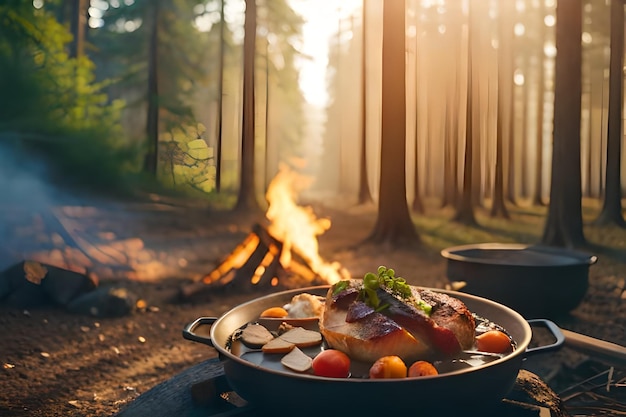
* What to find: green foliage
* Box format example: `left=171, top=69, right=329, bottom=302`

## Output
left=90, top=0, right=308, bottom=191
left=158, top=123, right=216, bottom=193
left=90, top=0, right=219, bottom=188
left=91, top=0, right=212, bottom=131
left=1, top=0, right=308, bottom=196
left=0, top=4, right=141, bottom=191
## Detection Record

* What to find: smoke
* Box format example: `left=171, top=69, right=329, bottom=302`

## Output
left=0, top=136, right=70, bottom=270
left=0, top=136, right=64, bottom=207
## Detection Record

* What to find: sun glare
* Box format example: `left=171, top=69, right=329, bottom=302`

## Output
left=289, top=0, right=362, bottom=107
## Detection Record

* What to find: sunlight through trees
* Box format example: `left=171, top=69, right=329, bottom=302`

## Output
left=2, top=0, right=624, bottom=249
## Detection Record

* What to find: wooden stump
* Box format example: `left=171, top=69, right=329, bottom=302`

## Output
left=114, top=358, right=254, bottom=417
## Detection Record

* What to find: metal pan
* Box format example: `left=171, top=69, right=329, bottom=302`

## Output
left=183, top=285, right=570, bottom=415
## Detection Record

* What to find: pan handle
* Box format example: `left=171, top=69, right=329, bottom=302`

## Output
left=524, top=319, right=566, bottom=356
left=560, top=328, right=626, bottom=366
left=182, top=317, right=217, bottom=347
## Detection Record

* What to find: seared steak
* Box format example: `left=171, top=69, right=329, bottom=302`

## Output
left=319, top=279, right=476, bottom=363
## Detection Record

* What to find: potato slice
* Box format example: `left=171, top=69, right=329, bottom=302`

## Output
left=281, top=347, right=312, bottom=372
left=262, top=337, right=295, bottom=354
left=279, top=327, right=322, bottom=348
left=240, top=324, right=274, bottom=348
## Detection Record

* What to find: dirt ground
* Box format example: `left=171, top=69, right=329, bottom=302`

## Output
left=0, top=196, right=624, bottom=417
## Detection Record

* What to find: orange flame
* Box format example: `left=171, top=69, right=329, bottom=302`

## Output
left=265, top=164, right=347, bottom=284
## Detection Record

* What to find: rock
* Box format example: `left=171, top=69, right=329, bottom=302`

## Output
left=507, top=369, right=568, bottom=417
left=0, top=261, right=97, bottom=308
left=40, top=265, right=97, bottom=306
left=4, top=281, right=50, bottom=309
left=0, top=261, right=50, bottom=308
left=66, top=286, right=137, bottom=317
left=0, top=267, right=12, bottom=301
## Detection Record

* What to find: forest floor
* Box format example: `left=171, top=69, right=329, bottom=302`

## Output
left=0, top=191, right=625, bottom=417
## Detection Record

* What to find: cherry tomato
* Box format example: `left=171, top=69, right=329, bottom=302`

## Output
left=475, top=330, right=512, bottom=353
left=312, top=349, right=351, bottom=378
left=369, top=355, right=407, bottom=379
left=408, top=360, right=438, bottom=377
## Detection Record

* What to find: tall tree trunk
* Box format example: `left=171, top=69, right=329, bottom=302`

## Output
left=411, top=90, right=424, bottom=213
left=598, top=76, right=606, bottom=195
left=413, top=16, right=423, bottom=214
left=519, top=55, right=529, bottom=199
left=491, top=16, right=509, bottom=219
left=441, top=103, right=458, bottom=209
left=358, top=0, right=373, bottom=205
left=215, top=0, right=226, bottom=193
left=441, top=3, right=461, bottom=209
left=412, top=135, right=424, bottom=213
left=505, top=82, right=517, bottom=205
left=471, top=1, right=486, bottom=211
left=583, top=48, right=593, bottom=198
left=594, top=0, right=625, bottom=226
left=471, top=76, right=483, bottom=209
left=585, top=87, right=593, bottom=197
left=454, top=4, right=477, bottom=225
left=411, top=108, right=424, bottom=212
left=366, top=0, right=419, bottom=247
left=264, top=36, right=270, bottom=191
left=235, top=0, right=261, bottom=213
left=505, top=6, right=517, bottom=206
left=143, top=3, right=160, bottom=176
left=541, top=0, right=586, bottom=248
left=442, top=45, right=461, bottom=209
left=69, top=0, right=86, bottom=57
left=533, top=1, right=547, bottom=206
left=68, top=0, right=86, bottom=59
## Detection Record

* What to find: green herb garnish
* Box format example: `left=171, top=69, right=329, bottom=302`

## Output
left=332, top=280, right=350, bottom=295
left=360, top=266, right=431, bottom=315
left=416, top=299, right=432, bottom=315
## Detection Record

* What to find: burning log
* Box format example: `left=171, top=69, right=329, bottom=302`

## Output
left=179, top=224, right=336, bottom=300
left=179, top=165, right=350, bottom=300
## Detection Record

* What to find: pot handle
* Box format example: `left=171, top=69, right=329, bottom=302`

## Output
left=524, top=319, right=565, bottom=357
left=182, top=317, right=217, bottom=347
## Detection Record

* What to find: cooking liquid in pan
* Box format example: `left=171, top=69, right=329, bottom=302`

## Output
left=227, top=314, right=516, bottom=378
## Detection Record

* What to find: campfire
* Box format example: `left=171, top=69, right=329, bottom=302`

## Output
left=180, top=165, right=350, bottom=299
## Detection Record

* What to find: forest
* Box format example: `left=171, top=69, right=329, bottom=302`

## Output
left=2, top=2, right=626, bottom=416
left=1, top=0, right=625, bottom=250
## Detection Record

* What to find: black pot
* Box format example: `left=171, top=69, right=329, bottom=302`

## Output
left=441, top=243, right=598, bottom=318
left=183, top=285, right=563, bottom=416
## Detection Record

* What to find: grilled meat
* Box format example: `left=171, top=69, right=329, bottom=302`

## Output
left=319, top=278, right=475, bottom=363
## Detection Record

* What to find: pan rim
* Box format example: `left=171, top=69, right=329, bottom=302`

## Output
left=441, top=242, right=597, bottom=266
